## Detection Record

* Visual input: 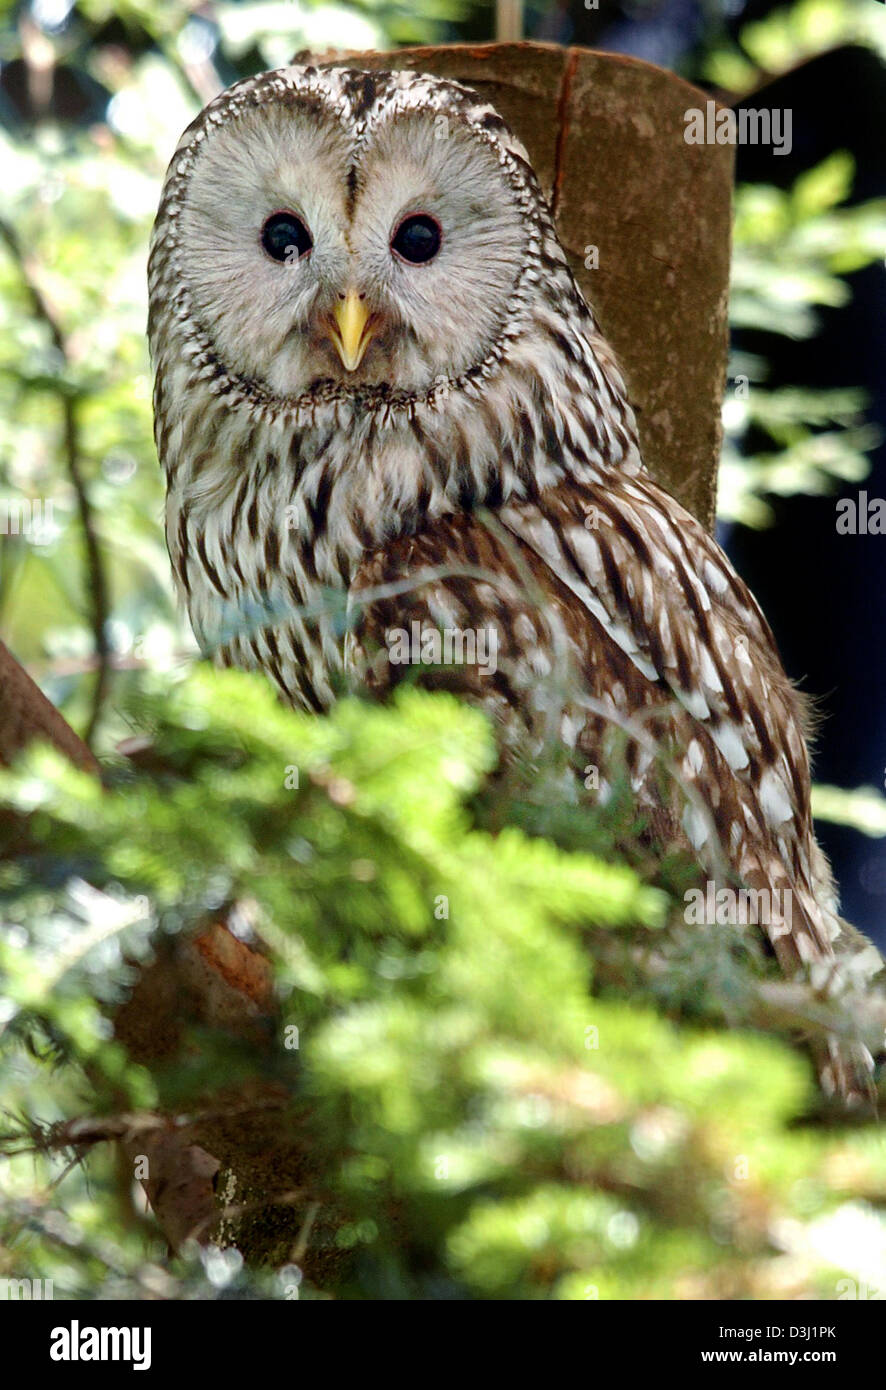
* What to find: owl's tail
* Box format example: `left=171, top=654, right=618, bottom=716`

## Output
left=746, top=857, right=881, bottom=1111
left=717, top=828, right=879, bottom=1112
left=813, top=1034, right=877, bottom=1110
left=814, top=913, right=884, bottom=1110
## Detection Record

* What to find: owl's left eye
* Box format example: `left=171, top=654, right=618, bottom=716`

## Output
left=391, top=214, right=442, bottom=265
left=261, top=211, right=313, bottom=263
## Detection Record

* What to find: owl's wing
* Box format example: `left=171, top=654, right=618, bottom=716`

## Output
left=349, top=485, right=815, bottom=902
left=499, top=476, right=812, bottom=837
left=347, top=511, right=580, bottom=730
left=346, top=490, right=880, bottom=1103
left=498, top=478, right=883, bottom=1101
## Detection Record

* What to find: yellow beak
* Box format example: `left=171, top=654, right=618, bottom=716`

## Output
left=330, top=290, right=373, bottom=372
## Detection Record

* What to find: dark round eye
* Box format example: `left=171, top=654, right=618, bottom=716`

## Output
left=391, top=214, right=442, bottom=265
left=261, top=211, right=312, bottom=263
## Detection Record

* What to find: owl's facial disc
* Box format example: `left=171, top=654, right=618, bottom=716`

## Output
left=173, top=79, right=529, bottom=401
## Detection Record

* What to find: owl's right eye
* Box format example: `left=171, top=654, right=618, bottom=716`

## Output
left=261, top=211, right=313, bottom=263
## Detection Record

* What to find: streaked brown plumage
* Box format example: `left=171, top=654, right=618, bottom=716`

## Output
left=149, top=63, right=881, bottom=1103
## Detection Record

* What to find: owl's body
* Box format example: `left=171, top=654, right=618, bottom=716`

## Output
left=150, top=64, right=880, bottom=1102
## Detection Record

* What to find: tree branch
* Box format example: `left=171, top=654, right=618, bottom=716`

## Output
left=0, top=215, right=110, bottom=746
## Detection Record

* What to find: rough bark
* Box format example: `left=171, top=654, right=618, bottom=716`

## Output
left=0, top=639, right=98, bottom=772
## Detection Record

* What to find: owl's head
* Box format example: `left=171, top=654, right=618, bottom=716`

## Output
left=150, top=65, right=563, bottom=405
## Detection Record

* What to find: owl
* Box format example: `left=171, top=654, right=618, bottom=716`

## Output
left=149, top=63, right=881, bottom=1105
